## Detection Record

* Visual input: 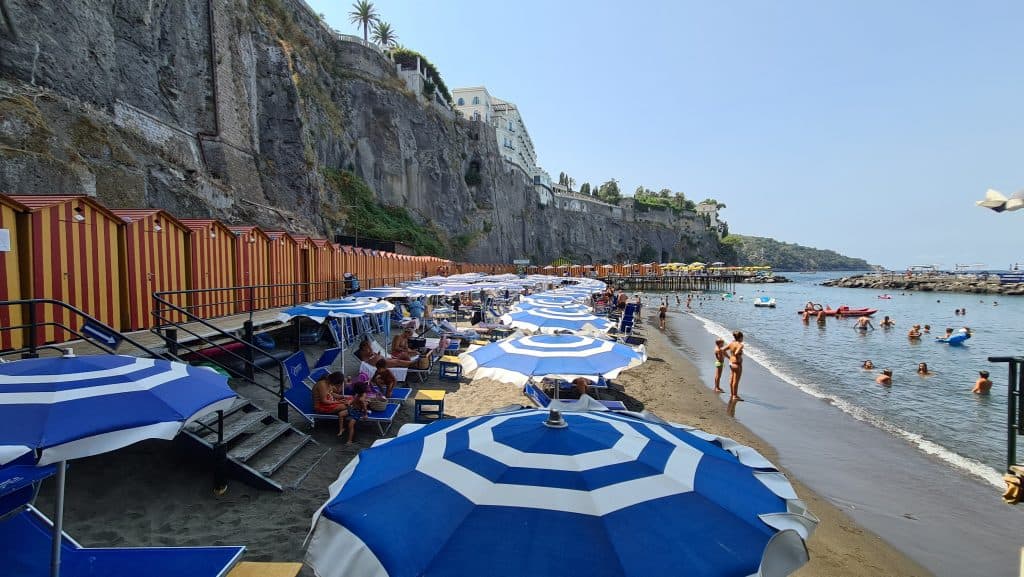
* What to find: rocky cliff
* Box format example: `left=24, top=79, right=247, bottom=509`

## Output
left=0, top=0, right=718, bottom=263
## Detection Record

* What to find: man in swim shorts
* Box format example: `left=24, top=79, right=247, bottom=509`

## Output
left=712, top=339, right=726, bottom=393
left=725, top=331, right=744, bottom=401
left=973, top=370, right=992, bottom=394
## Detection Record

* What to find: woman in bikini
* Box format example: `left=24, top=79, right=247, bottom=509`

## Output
left=726, top=331, right=744, bottom=401
left=356, top=339, right=416, bottom=368
left=712, top=339, right=726, bottom=393
left=312, top=372, right=349, bottom=436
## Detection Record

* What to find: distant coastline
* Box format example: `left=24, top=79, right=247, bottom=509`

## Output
left=823, top=272, right=1024, bottom=295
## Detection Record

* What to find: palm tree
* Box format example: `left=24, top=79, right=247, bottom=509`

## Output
left=371, top=21, right=398, bottom=47
left=348, top=0, right=378, bottom=43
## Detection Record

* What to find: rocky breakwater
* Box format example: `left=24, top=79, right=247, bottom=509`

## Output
left=742, top=275, right=790, bottom=284
left=823, top=274, right=1024, bottom=295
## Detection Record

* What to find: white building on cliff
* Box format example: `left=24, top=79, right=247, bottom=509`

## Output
left=453, top=87, right=552, bottom=200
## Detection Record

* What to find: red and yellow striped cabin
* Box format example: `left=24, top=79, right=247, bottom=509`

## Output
left=112, top=209, right=189, bottom=330
left=228, top=226, right=271, bottom=312
left=266, top=231, right=300, bottom=307
left=0, top=195, right=27, bottom=350
left=10, top=196, right=123, bottom=344
left=179, top=219, right=236, bottom=319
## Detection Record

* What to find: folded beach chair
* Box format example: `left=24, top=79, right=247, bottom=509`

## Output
left=523, top=381, right=627, bottom=412
left=0, top=505, right=245, bottom=577
left=0, top=460, right=245, bottom=577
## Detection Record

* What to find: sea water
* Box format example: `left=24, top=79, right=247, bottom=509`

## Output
left=663, top=272, right=1021, bottom=486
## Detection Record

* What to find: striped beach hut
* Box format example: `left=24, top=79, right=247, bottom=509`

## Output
left=179, top=219, right=236, bottom=319
left=266, top=230, right=300, bottom=307
left=228, top=226, right=271, bottom=312
left=330, top=243, right=347, bottom=298
left=0, top=194, right=27, bottom=350
left=10, top=195, right=124, bottom=344
left=309, top=239, right=338, bottom=298
left=112, top=209, right=189, bottom=331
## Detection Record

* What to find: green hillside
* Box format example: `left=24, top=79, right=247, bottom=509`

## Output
left=718, top=235, right=871, bottom=271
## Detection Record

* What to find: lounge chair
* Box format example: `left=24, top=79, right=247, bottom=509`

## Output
left=523, top=381, right=627, bottom=412
left=0, top=461, right=244, bottom=577
left=357, top=361, right=413, bottom=403
left=282, top=352, right=400, bottom=435
left=307, top=347, right=343, bottom=383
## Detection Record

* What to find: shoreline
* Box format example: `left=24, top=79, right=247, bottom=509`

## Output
left=664, top=308, right=1022, bottom=577
left=30, top=314, right=961, bottom=576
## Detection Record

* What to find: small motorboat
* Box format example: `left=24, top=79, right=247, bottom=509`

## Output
left=754, top=296, right=776, bottom=308
left=796, top=306, right=878, bottom=317
left=877, top=294, right=893, bottom=299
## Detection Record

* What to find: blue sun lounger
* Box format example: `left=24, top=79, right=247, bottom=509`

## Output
left=282, top=352, right=401, bottom=435
left=0, top=461, right=244, bottom=577
left=523, top=381, right=627, bottom=412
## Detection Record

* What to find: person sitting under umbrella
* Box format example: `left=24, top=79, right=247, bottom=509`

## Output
left=343, top=378, right=370, bottom=444
left=313, top=372, right=350, bottom=436
left=390, top=327, right=419, bottom=360
left=371, top=359, right=398, bottom=399
left=356, top=339, right=416, bottom=368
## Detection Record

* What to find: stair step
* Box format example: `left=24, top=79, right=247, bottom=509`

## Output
left=228, top=422, right=292, bottom=463
left=251, top=433, right=314, bottom=477
left=267, top=441, right=329, bottom=490
left=221, top=410, right=273, bottom=445
left=189, top=399, right=252, bottom=431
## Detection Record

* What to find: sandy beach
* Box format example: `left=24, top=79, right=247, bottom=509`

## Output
left=34, top=314, right=931, bottom=576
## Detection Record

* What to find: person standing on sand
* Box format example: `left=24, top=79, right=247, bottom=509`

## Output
left=712, top=339, right=726, bottom=393
left=973, top=371, right=992, bottom=394
left=658, top=301, right=668, bottom=329
left=725, top=331, right=745, bottom=401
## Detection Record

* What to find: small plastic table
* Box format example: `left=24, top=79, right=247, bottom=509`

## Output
left=414, top=389, right=446, bottom=422
left=438, top=355, right=463, bottom=381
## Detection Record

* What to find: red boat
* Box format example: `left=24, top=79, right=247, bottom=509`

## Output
left=797, top=305, right=878, bottom=317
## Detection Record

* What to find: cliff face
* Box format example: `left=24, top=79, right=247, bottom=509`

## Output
left=0, top=0, right=717, bottom=263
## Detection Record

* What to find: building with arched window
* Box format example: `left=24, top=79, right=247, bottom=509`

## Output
left=452, top=86, right=552, bottom=201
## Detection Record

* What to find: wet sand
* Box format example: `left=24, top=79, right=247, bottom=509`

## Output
left=34, top=317, right=933, bottom=576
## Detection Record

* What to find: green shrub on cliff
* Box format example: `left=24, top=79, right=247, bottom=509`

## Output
left=722, top=234, right=870, bottom=271
left=323, top=168, right=445, bottom=256
left=390, top=48, right=453, bottom=105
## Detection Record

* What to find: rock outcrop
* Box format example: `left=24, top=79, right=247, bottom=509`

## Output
left=0, top=0, right=718, bottom=263
left=823, top=274, right=1024, bottom=295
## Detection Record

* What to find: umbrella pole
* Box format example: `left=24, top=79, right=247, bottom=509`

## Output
left=51, top=460, right=66, bottom=577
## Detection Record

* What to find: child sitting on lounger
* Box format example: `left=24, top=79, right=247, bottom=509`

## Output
left=343, top=378, right=369, bottom=444
left=312, top=372, right=349, bottom=436
left=371, top=359, right=398, bottom=399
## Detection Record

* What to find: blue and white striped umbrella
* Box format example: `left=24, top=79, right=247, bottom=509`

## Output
left=0, top=354, right=237, bottom=466
left=278, top=298, right=394, bottom=323
left=459, top=334, right=644, bottom=385
left=403, top=285, right=447, bottom=297
left=500, top=307, right=613, bottom=335
left=519, top=295, right=581, bottom=308
left=306, top=408, right=817, bottom=577
left=350, top=287, right=411, bottom=299
left=512, top=301, right=592, bottom=314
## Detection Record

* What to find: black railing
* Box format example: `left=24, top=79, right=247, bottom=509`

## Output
left=0, top=299, right=164, bottom=360
left=988, top=356, right=1024, bottom=472
left=151, top=276, right=420, bottom=420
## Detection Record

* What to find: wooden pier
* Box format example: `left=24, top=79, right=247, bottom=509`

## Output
left=598, top=275, right=738, bottom=293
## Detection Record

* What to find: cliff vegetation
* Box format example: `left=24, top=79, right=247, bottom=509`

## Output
left=719, top=235, right=871, bottom=271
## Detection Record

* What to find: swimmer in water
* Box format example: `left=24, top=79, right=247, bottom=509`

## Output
left=973, top=370, right=992, bottom=394
left=876, top=369, right=893, bottom=386
left=712, top=339, right=726, bottom=393
left=862, top=360, right=874, bottom=370
left=923, top=324, right=931, bottom=334
left=907, top=325, right=921, bottom=339
left=880, top=316, right=895, bottom=328
left=854, top=316, right=874, bottom=331
left=940, top=327, right=954, bottom=340
left=817, top=310, right=827, bottom=325
left=917, top=362, right=932, bottom=376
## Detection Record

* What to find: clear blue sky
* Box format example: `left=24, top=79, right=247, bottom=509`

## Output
left=310, top=0, right=1023, bottom=270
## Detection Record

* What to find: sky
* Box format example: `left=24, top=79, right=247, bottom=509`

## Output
left=310, top=0, right=1023, bottom=270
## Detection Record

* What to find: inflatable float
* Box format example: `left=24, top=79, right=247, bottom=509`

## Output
left=937, top=329, right=971, bottom=345
left=796, top=305, right=878, bottom=317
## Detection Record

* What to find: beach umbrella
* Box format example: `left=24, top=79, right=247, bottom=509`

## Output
left=404, top=285, right=447, bottom=297
left=305, top=408, right=818, bottom=577
left=500, top=308, right=614, bottom=335
left=349, top=286, right=411, bottom=299
left=0, top=352, right=238, bottom=577
left=520, top=295, right=581, bottom=308
left=976, top=188, right=1024, bottom=212
left=458, top=333, right=645, bottom=386
left=513, top=302, right=592, bottom=314
left=278, top=298, right=394, bottom=323
left=711, top=261, right=725, bottom=266
left=419, top=275, right=448, bottom=284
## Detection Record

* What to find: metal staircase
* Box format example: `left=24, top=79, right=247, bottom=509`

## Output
left=181, top=398, right=326, bottom=492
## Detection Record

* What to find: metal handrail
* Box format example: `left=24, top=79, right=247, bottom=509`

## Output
left=0, top=299, right=165, bottom=360
left=988, top=355, right=1024, bottom=473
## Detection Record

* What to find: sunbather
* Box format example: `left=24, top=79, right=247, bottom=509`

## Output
left=390, top=327, right=418, bottom=360
left=371, top=358, right=398, bottom=398
left=312, top=372, right=349, bottom=436
left=572, top=377, right=593, bottom=397
left=356, top=338, right=415, bottom=368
